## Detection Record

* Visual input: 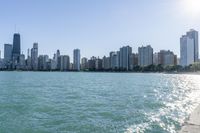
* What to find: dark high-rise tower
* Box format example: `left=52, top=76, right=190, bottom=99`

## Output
left=12, top=33, right=21, bottom=63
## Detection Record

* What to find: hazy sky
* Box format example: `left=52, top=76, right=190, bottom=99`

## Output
left=0, top=0, right=200, bottom=58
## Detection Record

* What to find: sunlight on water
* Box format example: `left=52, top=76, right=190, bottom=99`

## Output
left=125, top=74, right=200, bottom=133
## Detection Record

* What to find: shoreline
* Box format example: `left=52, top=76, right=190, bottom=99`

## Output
left=0, top=70, right=200, bottom=75
left=179, top=105, right=200, bottom=133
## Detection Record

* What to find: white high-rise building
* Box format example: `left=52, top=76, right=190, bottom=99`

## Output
left=138, top=45, right=153, bottom=67
left=31, top=43, right=38, bottom=70
left=119, top=46, right=132, bottom=70
left=186, top=29, right=198, bottom=62
left=180, top=35, right=194, bottom=66
left=73, top=49, right=80, bottom=71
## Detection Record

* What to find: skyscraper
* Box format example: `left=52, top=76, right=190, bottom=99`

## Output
left=180, top=35, right=194, bottom=66
left=62, top=55, right=70, bottom=71
left=31, top=43, right=38, bottom=70
left=4, top=44, right=12, bottom=63
left=73, top=49, right=80, bottom=71
left=38, top=55, right=49, bottom=70
left=81, top=57, right=88, bottom=70
left=12, top=33, right=21, bottom=63
left=186, top=29, right=198, bottom=62
left=56, top=50, right=60, bottom=69
left=110, top=52, right=118, bottom=69
left=27, top=49, right=31, bottom=70
left=119, top=46, right=132, bottom=70
left=138, top=45, right=153, bottom=67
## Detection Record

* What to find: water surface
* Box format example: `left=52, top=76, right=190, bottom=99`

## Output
left=0, top=72, right=200, bottom=133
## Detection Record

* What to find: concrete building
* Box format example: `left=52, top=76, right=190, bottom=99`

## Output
left=38, top=55, right=49, bottom=70
left=73, top=49, right=80, bottom=71
left=180, top=35, right=194, bottom=66
left=31, top=43, right=39, bottom=70
left=58, top=55, right=70, bottom=71
left=88, top=56, right=96, bottom=70
left=138, top=45, right=153, bottom=67
left=26, top=49, right=31, bottom=70
left=4, top=44, right=12, bottom=62
left=129, top=53, right=139, bottom=70
left=102, top=56, right=110, bottom=70
left=56, top=50, right=60, bottom=69
left=50, top=59, right=57, bottom=70
left=81, top=57, right=88, bottom=70
left=4, top=44, right=12, bottom=68
left=0, top=58, right=3, bottom=69
left=153, top=53, right=159, bottom=65
left=95, top=58, right=103, bottom=70
left=62, top=55, right=70, bottom=71
left=119, top=46, right=132, bottom=70
left=110, top=52, right=118, bottom=69
left=18, top=54, right=26, bottom=69
left=157, top=50, right=176, bottom=66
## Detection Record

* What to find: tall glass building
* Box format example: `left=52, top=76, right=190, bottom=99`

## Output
left=12, top=33, right=21, bottom=63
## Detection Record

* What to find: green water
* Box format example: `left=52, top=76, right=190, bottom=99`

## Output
left=0, top=72, right=200, bottom=133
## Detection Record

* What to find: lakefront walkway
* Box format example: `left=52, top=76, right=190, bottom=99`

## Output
left=179, top=105, right=200, bottom=133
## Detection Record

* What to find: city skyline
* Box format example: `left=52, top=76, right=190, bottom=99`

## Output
left=0, top=32, right=180, bottom=71
left=0, top=28, right=198, bottom=70
left=0, top=0, right=200, bottom=58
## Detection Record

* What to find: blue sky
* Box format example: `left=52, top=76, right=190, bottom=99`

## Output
left=0, top=0, right=200, bottom=58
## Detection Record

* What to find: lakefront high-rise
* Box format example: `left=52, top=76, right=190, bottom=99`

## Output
left=119, top=46, right=132, bottom=70
left=180, top=35, right=194, bottom=66
left=31, top=43, right=39, bottom=70
left=73, top=49, right=80, bottom=71
left=186, top=29, right=199, bottom=62
left=12, top=33, right=21, bottom=68
left=180, top=29, right=198, bottom=66
left=138, top=45, right=153, bottom=67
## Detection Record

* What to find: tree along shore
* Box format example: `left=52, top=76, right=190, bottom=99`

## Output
left=1, top=64, right=200, bottom=73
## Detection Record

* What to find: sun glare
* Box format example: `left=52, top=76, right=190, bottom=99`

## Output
left=182, top=0, right=200, bottom=17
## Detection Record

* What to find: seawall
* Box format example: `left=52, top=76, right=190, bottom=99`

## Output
left=179, top=105, right=200, bottom=133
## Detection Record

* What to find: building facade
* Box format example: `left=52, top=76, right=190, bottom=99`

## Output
left=180, top=35, right=194, bottom=66
left=12, top=33, right=21, bottom=68
left=138, top=45, right=153, bottom=67
left=81, top=57, right=88, bottom=70
left=186, top=29, right=198, bottom=62
left=119, top=46, right=132, bottom=70
left=31, top=43, right=39, bottom=70
left=73, top=49, right=80, bottom=71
